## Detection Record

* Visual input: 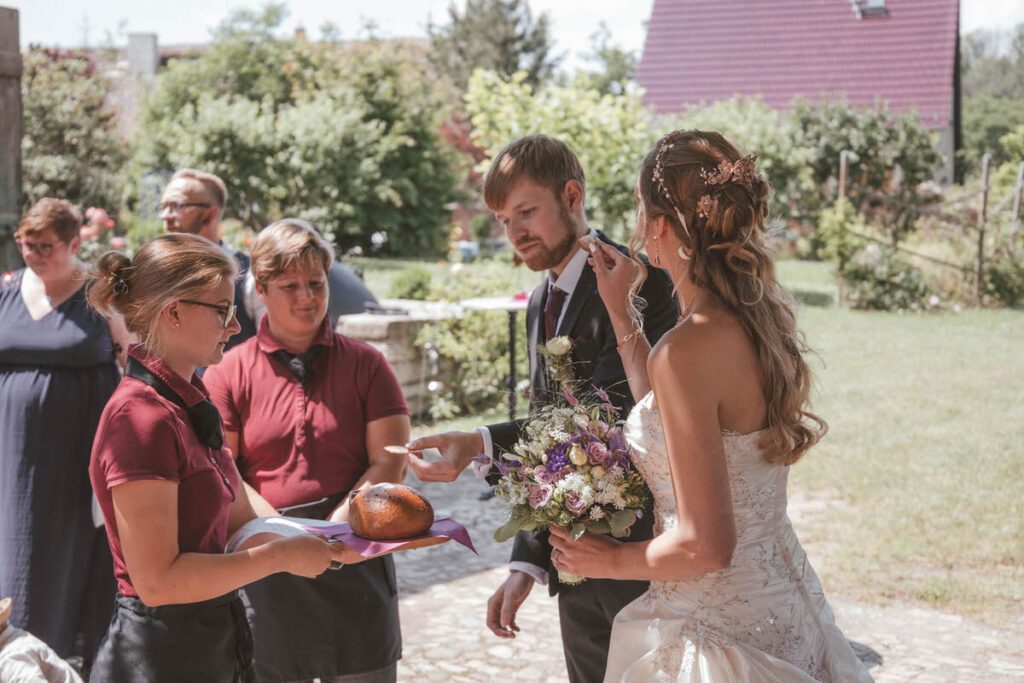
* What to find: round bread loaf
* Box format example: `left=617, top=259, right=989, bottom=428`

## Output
left=349, top=483, right=434, bottom=540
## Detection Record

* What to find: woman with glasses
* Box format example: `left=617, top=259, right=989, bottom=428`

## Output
left=203, top=220, right=409, bottom=683
left=85, top=233, right=361, bottom=682
left=0, top=198, right=131, bottom=670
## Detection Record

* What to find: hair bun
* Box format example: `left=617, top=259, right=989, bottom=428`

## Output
left=95, top=250, right=133, bottom=296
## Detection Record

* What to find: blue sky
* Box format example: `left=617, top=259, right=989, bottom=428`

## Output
left=8, top=0, right=1024, bottom=70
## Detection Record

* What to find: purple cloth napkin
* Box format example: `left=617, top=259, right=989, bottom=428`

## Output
left=302, top=517, right=477, bottom=557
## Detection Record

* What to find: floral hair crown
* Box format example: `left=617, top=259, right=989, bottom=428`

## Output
left=696, top=155, right=759, bottom=218
left=651, top=135, right=761, bottom=222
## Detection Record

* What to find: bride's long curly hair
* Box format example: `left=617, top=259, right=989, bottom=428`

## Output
left=630, top=130, right=826, bottom=465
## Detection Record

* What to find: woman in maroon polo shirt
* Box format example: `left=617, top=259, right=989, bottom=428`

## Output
left=204, top=219, right=410, bottom=683
left=86, top=233, right=358, bottom=683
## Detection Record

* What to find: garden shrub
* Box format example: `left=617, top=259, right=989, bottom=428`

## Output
left=982, top=254, right=1024, bottom=308
left=841, top=245, right=934, bottom=311
left=415, top=261, right=530, bottom=419
left=388, top=266, right=435, bottom=300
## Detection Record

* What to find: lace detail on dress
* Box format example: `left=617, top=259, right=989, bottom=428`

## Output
left=613, top=392, right=869, bottom=683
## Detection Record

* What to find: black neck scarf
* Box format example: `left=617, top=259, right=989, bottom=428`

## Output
left=125, top=357, right=225, bottom=451
left=273, top=346, right=324, bottom=386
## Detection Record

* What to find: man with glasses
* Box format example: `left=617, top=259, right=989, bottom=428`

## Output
left=159, top=169, right=257, bottom=350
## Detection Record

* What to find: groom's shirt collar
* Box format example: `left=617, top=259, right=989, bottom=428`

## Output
left=547, top=228, right=596, bottom=297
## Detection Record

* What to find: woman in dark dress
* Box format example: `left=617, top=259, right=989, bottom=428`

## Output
left=0, top=199, right=130, bottom=665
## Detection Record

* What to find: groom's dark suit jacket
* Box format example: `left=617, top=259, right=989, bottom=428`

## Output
left=487, top=230, right=679, bottom=595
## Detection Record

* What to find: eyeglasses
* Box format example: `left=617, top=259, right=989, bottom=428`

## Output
left=15, top=239, right=56, bottom=257
left=157, top=201, right=212, bottom=215
left=179, top=299, right=238, bottom=329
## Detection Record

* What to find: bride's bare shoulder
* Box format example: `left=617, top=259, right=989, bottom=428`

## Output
left=649, top=310, right=751, bottom=374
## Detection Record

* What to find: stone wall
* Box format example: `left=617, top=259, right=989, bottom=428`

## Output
left=337, top=300, right=460, bottom=416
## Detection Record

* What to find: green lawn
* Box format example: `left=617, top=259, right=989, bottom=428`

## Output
left=791, top=307, right=1024, bottom=624
left=413, top=304, right=1024, bottom=625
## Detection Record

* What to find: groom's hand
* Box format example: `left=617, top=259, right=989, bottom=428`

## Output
left=486, top=571, right=534, bottom=638
left=405, top=431, right=484, bottom=482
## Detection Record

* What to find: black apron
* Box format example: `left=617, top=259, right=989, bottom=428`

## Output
left=243, top=494, right=402, bottom=683
left=90, top=591, right=254, bottom=683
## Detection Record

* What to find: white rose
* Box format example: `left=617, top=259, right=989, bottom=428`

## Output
left=568, top=444, right=589, bottom=466
left=545, top=336, right=572, bottom=357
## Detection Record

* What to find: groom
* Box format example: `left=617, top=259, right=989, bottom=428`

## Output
left=407, top=135, right=678, bottom=682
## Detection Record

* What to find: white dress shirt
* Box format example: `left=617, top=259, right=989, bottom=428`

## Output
left=476, top=231, right=596, bottom=585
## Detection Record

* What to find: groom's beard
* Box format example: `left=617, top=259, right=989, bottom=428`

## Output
left=517, top=206, right=578, bottom=272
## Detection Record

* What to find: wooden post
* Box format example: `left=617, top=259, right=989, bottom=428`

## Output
left=838, top=150, right=850, bottom=200
left=1011, top=161, right=1024, bottom=240
left=0, top=6, right=21, bottom=272
left=834, top=149, right=852, bottom=308
left=974, top=153, right=991, bottom=306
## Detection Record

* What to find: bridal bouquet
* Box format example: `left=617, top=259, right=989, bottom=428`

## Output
left=492, top=336, right=648, bottom=584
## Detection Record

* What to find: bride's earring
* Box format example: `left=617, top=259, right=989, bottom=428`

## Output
left=677, top=246, right=689, bottom=261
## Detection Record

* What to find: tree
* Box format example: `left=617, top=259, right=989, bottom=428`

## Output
left=21, top=48, right=127, bottom=212
left=465, top=70, right=654, bottom=238
left=671, top=96, right=816, bottom=224
left=791, top=98, right=940, bottom=243
left=961, top=26, right=1024, bottom=100
left=427, top=0, right=559, bottom=91
left=959, top=26, right=1024, bottom=178
left=575, top=22, right=637, bottom=97
left=960, top=96, right=1024, bottom=173
left=138, top=33, right=461, bottom=256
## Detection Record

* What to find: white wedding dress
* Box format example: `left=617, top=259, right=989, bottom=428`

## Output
left=604, top=392, right=873, bottom=682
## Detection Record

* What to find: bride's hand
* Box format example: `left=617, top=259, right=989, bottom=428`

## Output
left=548, top=525, right=621, bottom=579
left=587, top=241, right=641, bottom=327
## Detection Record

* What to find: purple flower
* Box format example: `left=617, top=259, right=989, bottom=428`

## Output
left=545, top=443, right=571, bottom=473
left=589, top=420, right=610, bottom=437
left=594, top=387, right=610, bottom=404
left=562, top=389, right=579, bottom=407
left=607, top=426, right=628, bottom=454
left=586, top=441, right=612, bottom=467
left=494, top=457, right=521, bottom=478
left=546, top=452, right=570, bottom=472
left=528, top=484, right=554, bottom=509
left=565, top=492, right=587, bottom=515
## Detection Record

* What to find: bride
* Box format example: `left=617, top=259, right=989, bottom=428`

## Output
left=548, top=130, right=873, bottom=682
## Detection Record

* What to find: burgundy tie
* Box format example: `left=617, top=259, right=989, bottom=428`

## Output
left=543, top=284, right=568, bottom=341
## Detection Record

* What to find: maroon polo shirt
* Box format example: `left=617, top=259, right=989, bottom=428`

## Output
left=203, top=316, right=408, bottom=510
left=90, top=346, right=241, bottom=598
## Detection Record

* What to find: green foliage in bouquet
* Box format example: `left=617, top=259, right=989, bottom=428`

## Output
left=491, top=336, right=649, bottom=583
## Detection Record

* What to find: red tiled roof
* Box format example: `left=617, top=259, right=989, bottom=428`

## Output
left=637, top=0, right=959, bottom=129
